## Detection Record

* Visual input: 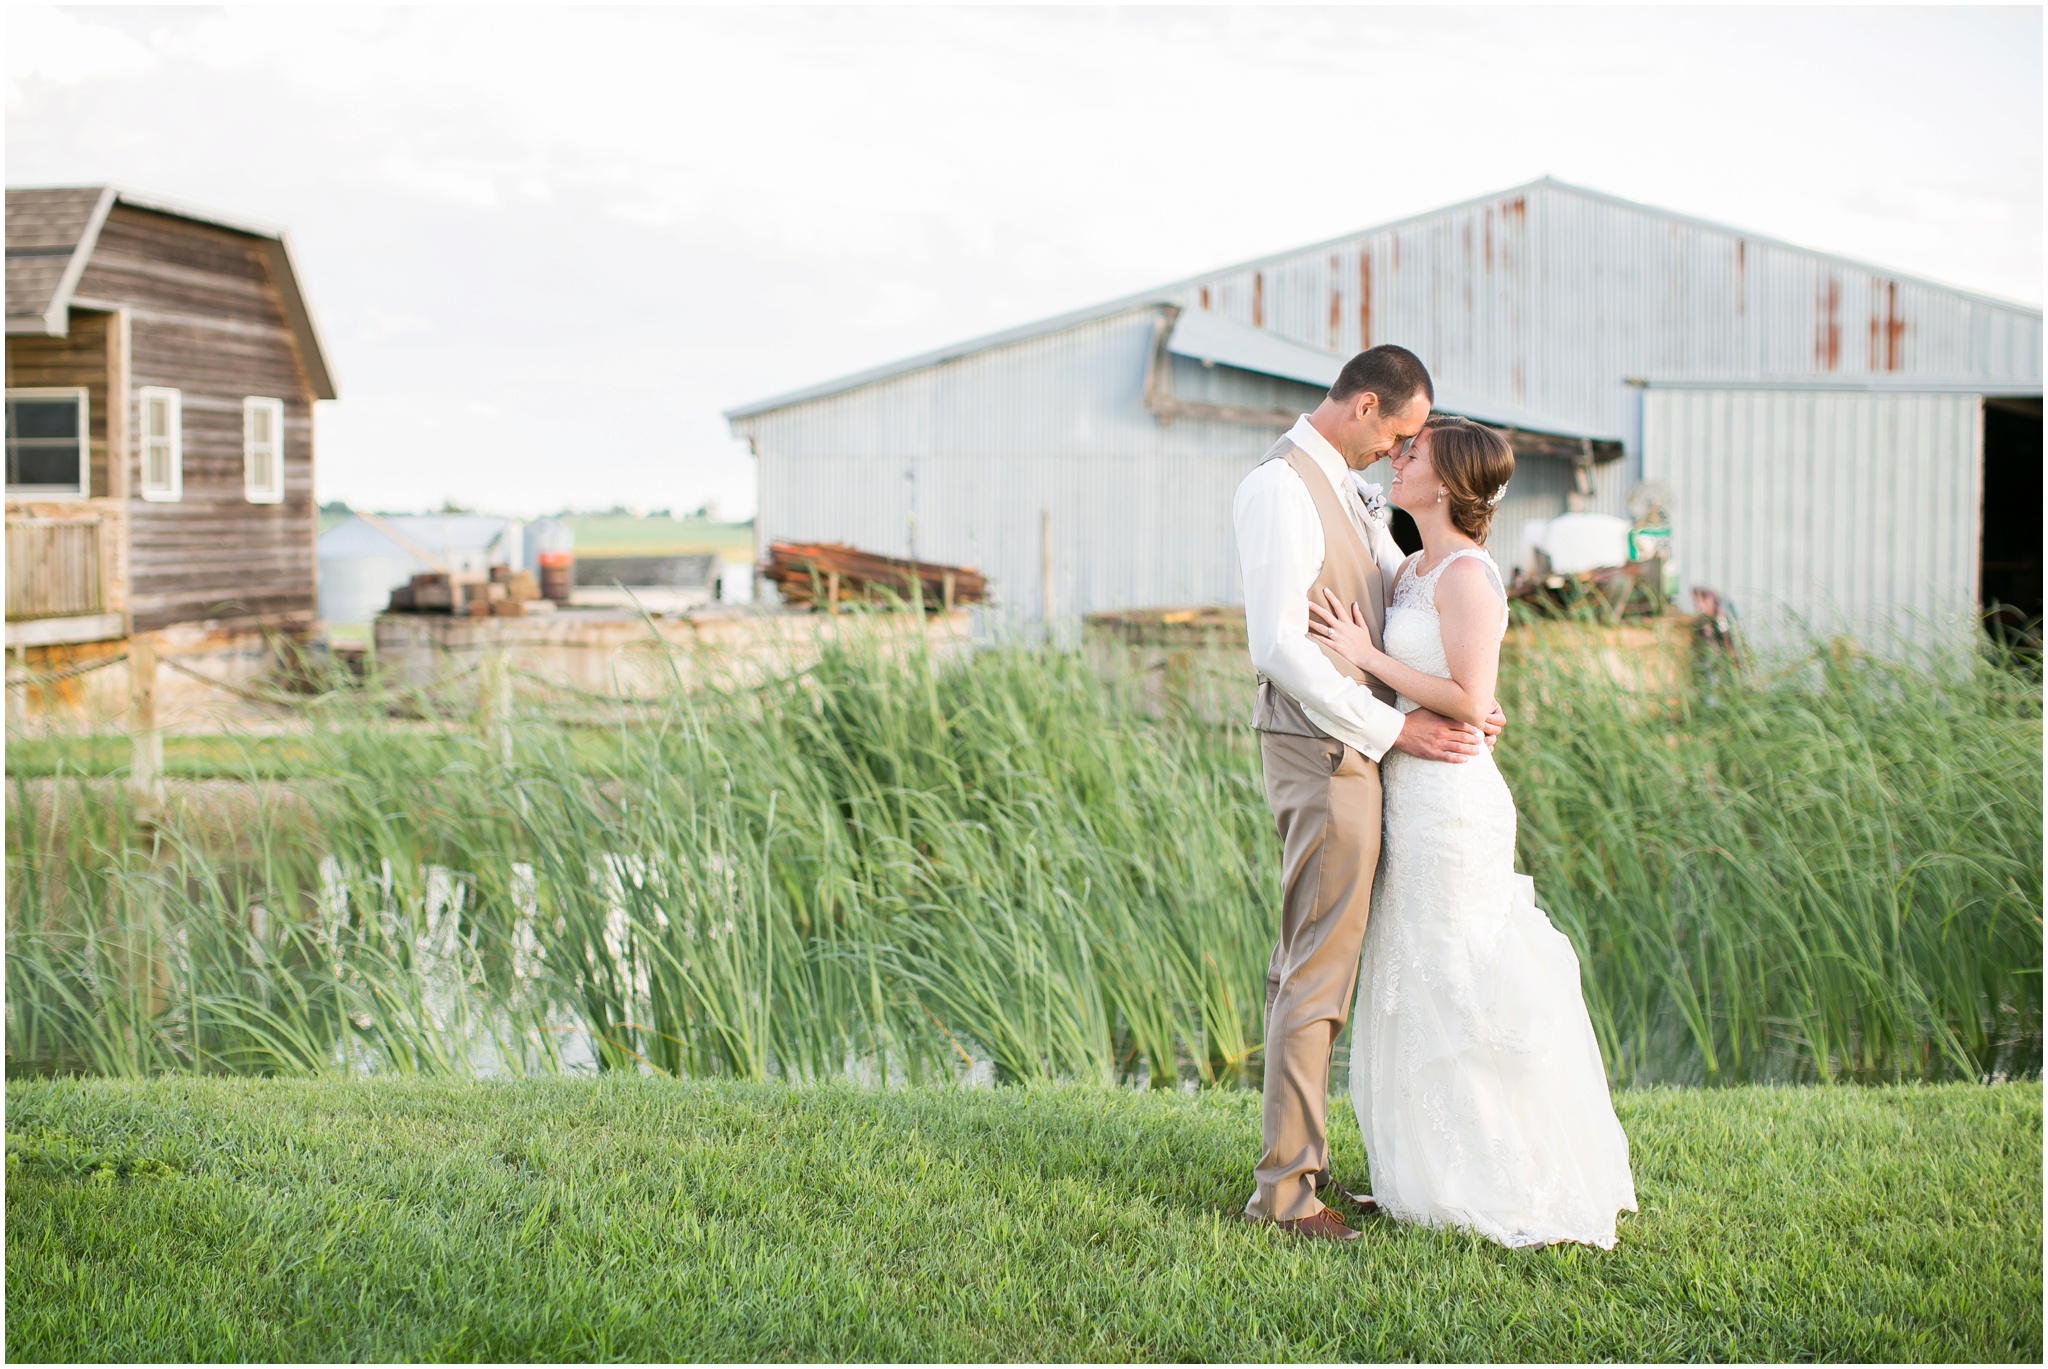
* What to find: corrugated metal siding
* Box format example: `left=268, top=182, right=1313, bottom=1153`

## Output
left=1485, top=455, right=1586, bottom=582
left=1642, top=388, right=1982, bottom=648
left=1187, top=183, right=2040, bottom=450
left=737, top=182, right=2036, bottom=631
left=1167, top=355, right=1325, bottom=411
left=742, top=308, right=1290, bottom=626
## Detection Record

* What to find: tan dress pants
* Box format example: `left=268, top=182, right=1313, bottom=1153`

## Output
left=1244, top=730, right=1384, bottom=1223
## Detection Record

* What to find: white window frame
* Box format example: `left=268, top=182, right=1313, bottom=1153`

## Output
left=138, top=385, right=182, bottom=502
left=5, top=387, right=91, bottom=500
left=243, top=396, right=285, bottom=504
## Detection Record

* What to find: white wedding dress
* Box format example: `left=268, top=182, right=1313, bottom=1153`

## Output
left=1350, top=547, right=1637, bottom=1249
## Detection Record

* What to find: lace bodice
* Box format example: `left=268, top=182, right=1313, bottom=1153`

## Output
left=1382, top=547, right=1508, bottom=713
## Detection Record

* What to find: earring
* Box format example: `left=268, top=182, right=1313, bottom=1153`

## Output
left=1436, top=487, right=1444, bottom=504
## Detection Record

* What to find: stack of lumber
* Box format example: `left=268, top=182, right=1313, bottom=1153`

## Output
left=387, top=566, right=551, bottom=617
left=761, top=542, right=985, bottom=612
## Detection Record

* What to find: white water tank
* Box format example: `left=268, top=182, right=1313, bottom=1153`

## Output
left=1527, top=513, right=1633, bottom=576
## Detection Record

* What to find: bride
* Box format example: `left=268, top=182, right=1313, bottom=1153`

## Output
left=1308, top=415, right=1637, bottom=1250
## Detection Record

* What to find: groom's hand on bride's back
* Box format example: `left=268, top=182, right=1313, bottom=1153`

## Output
left=1391, top=708, right=1487, bottom=762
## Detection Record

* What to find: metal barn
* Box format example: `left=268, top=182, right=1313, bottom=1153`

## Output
left=728, top=179, right=2041, bottom=647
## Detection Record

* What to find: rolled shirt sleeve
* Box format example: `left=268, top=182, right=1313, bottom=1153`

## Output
left=1234, top=459, right=1408, bottom=763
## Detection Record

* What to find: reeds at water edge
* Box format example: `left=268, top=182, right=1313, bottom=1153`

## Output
left=7, top=613, right=2039, bottom=1086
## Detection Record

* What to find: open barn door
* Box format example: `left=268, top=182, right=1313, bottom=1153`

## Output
left=1980, top=397, right=2042, bottom=647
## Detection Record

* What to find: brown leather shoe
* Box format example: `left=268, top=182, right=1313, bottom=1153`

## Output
left=1271, top=1206, right=1360, bottom=1241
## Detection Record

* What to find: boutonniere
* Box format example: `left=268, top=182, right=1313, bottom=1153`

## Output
left=1352, top=478, right=1390, bottom=524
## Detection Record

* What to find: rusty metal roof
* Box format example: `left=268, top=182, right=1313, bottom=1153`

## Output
left=725, top=176, right=2040, bottom=427
left=1165, top=308, right=1623, bottom=442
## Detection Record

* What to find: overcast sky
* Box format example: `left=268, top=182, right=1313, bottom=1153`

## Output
left=7, top=4, right=2041, bottom=518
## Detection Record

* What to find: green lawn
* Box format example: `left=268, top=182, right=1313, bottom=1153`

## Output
left=5, top=1080, right=2037, bottom=1362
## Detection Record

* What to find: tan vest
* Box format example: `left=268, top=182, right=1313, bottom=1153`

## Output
left=1252, top=438, right=1399, bottom=738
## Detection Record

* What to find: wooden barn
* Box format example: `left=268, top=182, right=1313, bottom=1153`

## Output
left=5, top=185, right=336, bottom=677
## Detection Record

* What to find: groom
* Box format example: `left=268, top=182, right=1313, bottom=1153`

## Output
left=1233, top=345, right=1501, bottom=1241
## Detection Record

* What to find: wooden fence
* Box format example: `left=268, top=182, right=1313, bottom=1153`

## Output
left=6, top=517, right=105, bottom=620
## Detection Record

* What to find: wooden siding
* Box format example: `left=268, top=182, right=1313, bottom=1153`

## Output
left=5, top=310, right=112, bottom=496
left=73, top=206, right=317, bottom=632
left=6, top=517, right=104, bottom=618
left=4, top=309, right=128, bottom=628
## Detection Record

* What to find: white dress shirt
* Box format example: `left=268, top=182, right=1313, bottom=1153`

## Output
left=1234, top=415, right=1411, bottom=761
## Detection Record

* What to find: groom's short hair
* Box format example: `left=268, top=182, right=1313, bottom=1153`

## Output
left=1329, top=345, right=1434, bottom=413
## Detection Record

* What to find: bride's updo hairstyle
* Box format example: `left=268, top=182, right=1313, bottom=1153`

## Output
left=1422, top=415, right=1516, bottom=544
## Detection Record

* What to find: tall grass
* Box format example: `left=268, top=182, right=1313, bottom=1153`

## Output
left=7, top=616, right=2039, bottom=1085
left=1504, top=626, right=2040, bottom=1083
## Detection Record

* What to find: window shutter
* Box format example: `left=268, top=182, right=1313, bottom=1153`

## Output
left=139, top=387, right=182, bottom=502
